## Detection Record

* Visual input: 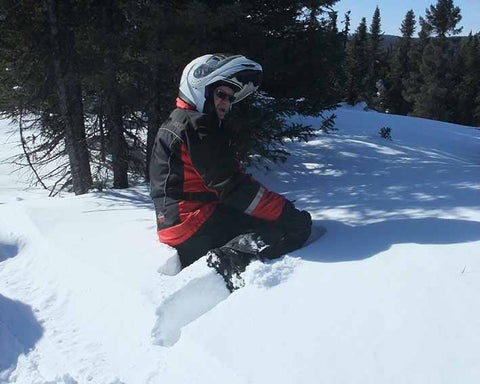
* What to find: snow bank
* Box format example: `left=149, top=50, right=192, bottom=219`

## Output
left=1, top=106, right=479, bottom=383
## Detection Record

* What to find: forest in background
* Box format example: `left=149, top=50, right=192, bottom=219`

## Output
left=0, top=0, right=478, bottom=196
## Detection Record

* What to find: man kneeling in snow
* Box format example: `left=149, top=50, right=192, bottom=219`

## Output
left=149, top=54, right=311, bottom=291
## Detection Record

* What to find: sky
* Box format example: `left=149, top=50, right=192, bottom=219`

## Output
left=331, top=0, right=480, bottom=36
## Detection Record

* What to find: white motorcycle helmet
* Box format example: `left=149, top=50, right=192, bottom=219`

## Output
left=178, top=54, right=263, bottom=113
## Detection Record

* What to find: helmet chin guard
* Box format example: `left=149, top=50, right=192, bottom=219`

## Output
left=179, top=54, right=262, bottom=113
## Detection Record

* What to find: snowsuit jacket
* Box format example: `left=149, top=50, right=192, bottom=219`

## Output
left=149, top=101, right=286, bottom=247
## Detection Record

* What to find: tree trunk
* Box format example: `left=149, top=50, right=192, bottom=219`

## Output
left=102, top=0, right=128, bottom=189
left=106, top=92, right=128, bottom=188
left=145, top=100, right=161, bottom=182
left=47, top=0, right=92, bottom=195
left=145, top=13, right=169, bottom=182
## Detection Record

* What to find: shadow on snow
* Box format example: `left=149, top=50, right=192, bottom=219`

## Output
left=263, top=134, right=480, bottom=222
left=0, top=295, right=43, bottom=376
left=301, top=218, right=480, bottom=263
left=0, top=242, right=19, bottom=263
left=86, top=183, right=154, bottom=212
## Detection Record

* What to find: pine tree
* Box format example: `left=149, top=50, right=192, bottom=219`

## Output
left=345, top=18, right=369, bottom=105
left=0, top=0, right=92, bottom=195
left=2, top=0, right=345, bottom=190
left=139, top=3, right=179, bottom=181
left=46, top=0, right=92, bottom=194
left=341, top=11, right=351, bottom=49
left=99, top=1, right=129, bottom=189
left=366, top=6, right=383, bottom=104
left=454, top=33, right=480, bottom=125
left=425, top=0, right=462, bottom=37
left=384, top=10, right=416, bottom=114
left=411, top=0, right=463, bottom=122
left=474, top=94, right=480, bottom=127
left=402, top=17, right=432, bottom=112
left=203, top=0, right=343, bottom=163
left=325, top=11, right=347, bottom=102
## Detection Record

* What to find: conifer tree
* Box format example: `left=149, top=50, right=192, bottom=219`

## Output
left=384, top=10, right=416, bottom=114
left=411, top=0, right=463, bottom=122
left=99, top=0, right=129, bottom=188
left=46, top=0, right=92, bottom=194
left=366, top=6, right=383, bottom=103
left=342, top=11, right=351, bottom=49
left=345, top=18, right=369, bottom=105
left=474, top=94, right=480, bottom=127
left=228, top=0, right=342, bottom=163
left=325, top=11, right=347, bottom=100
left=425, top=0, right=462, bottom=38
left=137, top=3, right=180, bottom=181
left=2, top=0, right=345, bottom=191
left=402, top=17, right=432, bottom=112
left=0, top=0, right=92, bottom=195
left=454, top=33, right=480, bottom=125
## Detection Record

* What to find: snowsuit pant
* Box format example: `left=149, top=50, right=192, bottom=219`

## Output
left=175, top=204, right=309, bottom=269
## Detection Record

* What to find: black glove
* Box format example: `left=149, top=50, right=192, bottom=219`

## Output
left=277, top=200, right=312, bottom=248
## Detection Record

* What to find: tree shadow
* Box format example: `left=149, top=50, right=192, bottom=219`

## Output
left=0, top=295, right=44, bottom=375
left=87, top=184, right=154, bottom=211
left=259, top=134, right=480, bottom=223
left=300, top=218, right=480, bottom=263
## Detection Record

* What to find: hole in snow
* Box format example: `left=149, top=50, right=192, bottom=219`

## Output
left=0, top=241, right=20, bottom=263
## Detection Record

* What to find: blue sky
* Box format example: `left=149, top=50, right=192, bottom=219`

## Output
left=331, top=0, right=480, bottom=36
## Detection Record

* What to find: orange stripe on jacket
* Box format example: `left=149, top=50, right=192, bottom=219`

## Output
left=249, top=184, right=286, bottom=221
left=157, top=142, right=219, bottom=246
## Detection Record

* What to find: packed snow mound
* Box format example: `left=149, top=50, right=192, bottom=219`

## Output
left=152, top=258, right=229, bottom=347
left=1, top=106, right=480, bottom=383
left=243, top=255, right=300, bottom=288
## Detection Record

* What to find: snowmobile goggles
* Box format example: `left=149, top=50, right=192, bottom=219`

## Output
left=214, top=89, right=236, bottom=103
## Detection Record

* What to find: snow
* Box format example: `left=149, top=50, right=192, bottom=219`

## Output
left=1, top=105, right=480, bottom=383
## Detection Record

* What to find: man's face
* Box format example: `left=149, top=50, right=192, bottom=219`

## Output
left=213, top=85, right=236, bottom=120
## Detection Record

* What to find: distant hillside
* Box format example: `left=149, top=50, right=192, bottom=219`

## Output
left=379, top=34, right=400, bottom=51
left=360, top=34, right=472, bottom=52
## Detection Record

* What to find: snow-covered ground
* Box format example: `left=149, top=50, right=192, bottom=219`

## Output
left=1, top=104, right=479, bottom=383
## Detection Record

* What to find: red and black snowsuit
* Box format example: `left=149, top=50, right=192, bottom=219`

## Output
left=150, top=99, right=311, bottom=268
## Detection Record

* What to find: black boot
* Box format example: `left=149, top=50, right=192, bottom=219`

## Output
left=206, top=247, right=256, bottom=292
